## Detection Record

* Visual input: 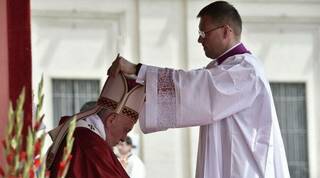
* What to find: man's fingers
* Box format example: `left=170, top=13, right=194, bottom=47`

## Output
left=107, top=54, right=133, bottom=77
left=114, top=66, right=121, bottom=76
left=112, top=65, right=120, bottom=77
left=107, top=55, right=121, bottom=77
left=107, top=67, right=114, bottom=76
left=112, top=57, right=123, bottom=76
left=109, top=66, right=117, bottom=77
left=116, top=53, right=120, bottom=60
left=107, top=62, right=115, bottom=76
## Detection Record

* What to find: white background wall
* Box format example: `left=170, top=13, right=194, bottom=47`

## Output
left=31, top=0, right=320, bottom=177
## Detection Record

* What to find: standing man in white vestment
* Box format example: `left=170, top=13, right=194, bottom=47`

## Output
left=108, top=1, right=290, bottom=178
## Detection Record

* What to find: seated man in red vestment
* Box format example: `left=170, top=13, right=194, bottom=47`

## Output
left=46, top=73, right=145, bottom=178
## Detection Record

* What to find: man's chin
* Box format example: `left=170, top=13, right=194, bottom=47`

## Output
left=204, top=51, right=213, bottom=59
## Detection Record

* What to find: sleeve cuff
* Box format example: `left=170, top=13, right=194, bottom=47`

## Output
left=136, top=64, right=147, bottom=85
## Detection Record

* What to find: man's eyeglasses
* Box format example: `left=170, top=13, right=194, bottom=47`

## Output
left=198, top=25, right=224, bottom=39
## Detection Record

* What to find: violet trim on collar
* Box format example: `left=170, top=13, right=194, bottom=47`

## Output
left=216, top=43, right=251, bottom=65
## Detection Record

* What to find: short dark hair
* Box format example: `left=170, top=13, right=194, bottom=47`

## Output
left=197, top=1, right=242, bottom=37
left=97, top=108, right=112, bottom=120
left=122, top=136, right=136, bottom=148
left=124, top=136, right=133, bottom=145
left=80, top=101, right=96, bottom=112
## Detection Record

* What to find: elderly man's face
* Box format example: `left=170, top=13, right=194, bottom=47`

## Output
left=104, top=113, right=135, bottom=147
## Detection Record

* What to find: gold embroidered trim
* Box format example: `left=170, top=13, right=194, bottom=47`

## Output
left=97, top=97, right=117, bottom=110
left=97, top=97, right=138, bottom=121
left=121, top=107, right=139, bottom=121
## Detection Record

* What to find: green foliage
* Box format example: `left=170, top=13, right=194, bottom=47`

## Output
left=1, top=76, right=76, bottom=178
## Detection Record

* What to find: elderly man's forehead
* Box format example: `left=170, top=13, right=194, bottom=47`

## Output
left=116, top=114, right=136, bottom=124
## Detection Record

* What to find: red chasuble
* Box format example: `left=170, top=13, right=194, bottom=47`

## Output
left=49, top=126, right=129, bottom=178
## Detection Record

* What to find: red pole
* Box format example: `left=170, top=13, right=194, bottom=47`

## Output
left=0, top=0, right=10, bottom=167
left=0, top=0, right=32, bottom=165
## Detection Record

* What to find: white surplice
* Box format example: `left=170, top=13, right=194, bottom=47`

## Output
left=76, top=114, right=106, bottom=140
left=136, top=49, right=290, bottom=178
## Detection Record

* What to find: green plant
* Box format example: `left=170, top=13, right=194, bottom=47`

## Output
left=0, top=77, right=76, bottom=178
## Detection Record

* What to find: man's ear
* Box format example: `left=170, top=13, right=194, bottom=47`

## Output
left=223, top=25, right=232, bottom=39
left=223, top=27, right=229, bottom=39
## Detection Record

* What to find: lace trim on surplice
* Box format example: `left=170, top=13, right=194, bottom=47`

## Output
left=157, top=68, right=176, bottom=128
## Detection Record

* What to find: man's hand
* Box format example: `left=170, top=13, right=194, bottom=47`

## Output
left=107, top=54, right=137, bottom=77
